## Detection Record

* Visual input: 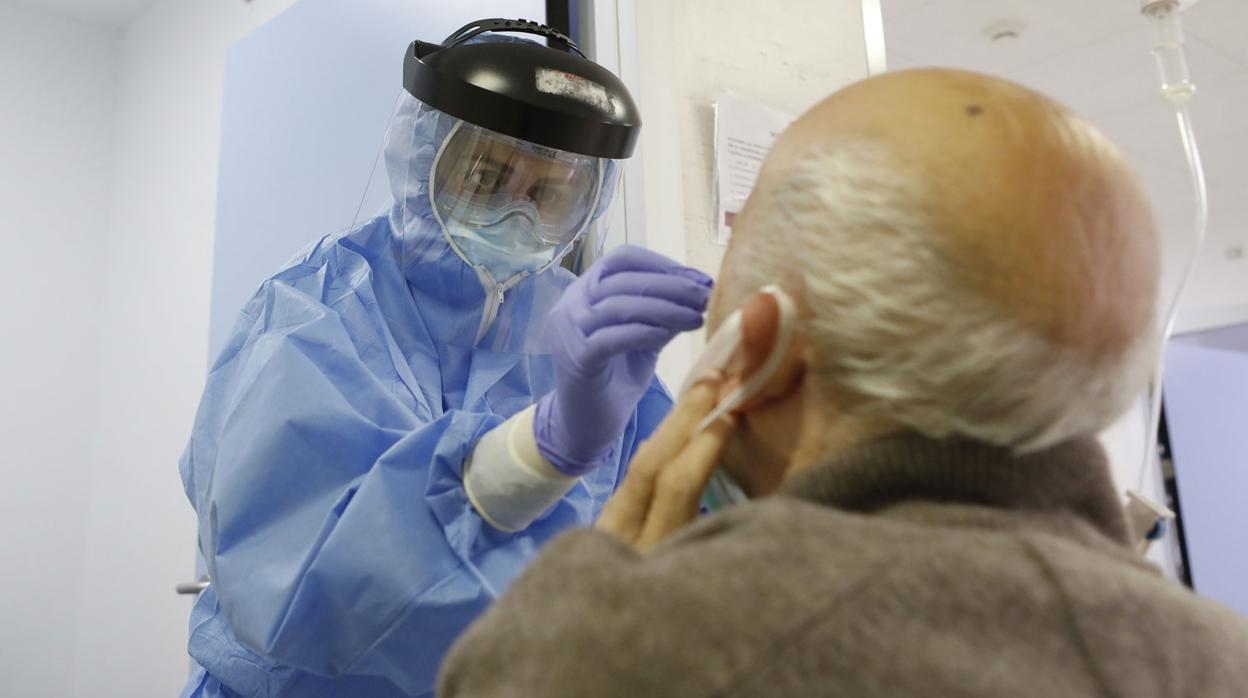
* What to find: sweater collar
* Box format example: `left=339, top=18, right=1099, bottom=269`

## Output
left=781, top=433, right=1131, bottom=545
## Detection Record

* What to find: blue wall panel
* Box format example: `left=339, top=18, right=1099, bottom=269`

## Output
left=1166, top=333, right=1248, bottom=617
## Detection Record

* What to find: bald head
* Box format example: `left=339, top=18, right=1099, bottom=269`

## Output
left=751, top=68, right=1157, bottom=360
left=719, top=69, right=1160, bottom=450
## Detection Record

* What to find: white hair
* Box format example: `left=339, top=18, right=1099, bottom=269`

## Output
left=728, top=141, right=1156, bottom=452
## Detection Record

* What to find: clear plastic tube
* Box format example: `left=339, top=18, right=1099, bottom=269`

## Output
left=1145, top=1, right=1196, bottom=105
left=1137, top=106, right=1209, bottom=492
left=1134, top=1, right=1209, bottom=494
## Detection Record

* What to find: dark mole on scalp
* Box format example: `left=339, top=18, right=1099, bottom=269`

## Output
left=966, top=104, right=984, bottom=116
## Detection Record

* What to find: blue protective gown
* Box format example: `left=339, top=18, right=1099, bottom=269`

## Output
left=178, top=92, right=670, bottom=697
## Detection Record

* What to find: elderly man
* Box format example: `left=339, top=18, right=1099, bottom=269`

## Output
left=437, top=69, right=1248, bottom=697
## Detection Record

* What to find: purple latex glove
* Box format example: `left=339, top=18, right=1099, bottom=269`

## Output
left=535, top=245, right=714, bottom=476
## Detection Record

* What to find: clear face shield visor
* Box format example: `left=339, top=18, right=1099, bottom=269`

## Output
left=431, top=120, right=605, bottom=271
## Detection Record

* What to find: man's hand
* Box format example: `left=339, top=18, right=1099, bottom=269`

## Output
left=596, top=375, right=737, bottom=553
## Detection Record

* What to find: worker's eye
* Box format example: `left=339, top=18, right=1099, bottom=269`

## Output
left=530, top=183, right=570, bottom=210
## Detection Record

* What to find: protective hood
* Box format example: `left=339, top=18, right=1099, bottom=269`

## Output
left=379, top=39, right=619, bottom=350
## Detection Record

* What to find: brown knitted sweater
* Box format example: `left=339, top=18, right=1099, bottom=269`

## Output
left=439, top=435, right=1248, bottom=697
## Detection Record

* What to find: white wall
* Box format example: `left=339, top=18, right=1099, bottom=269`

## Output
left=0, top=4, right=119, bottom=695
left=672, top=0, right=869, bottom=277
left=633, top=0, right=870, bottom=387
left=68, top=1, right=296, bottom=695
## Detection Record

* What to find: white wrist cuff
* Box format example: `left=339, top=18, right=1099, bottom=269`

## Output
left=464, top=405, right=580, bottom=532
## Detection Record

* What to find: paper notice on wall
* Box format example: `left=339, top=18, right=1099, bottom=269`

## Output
left=713, top=94, right=795, bottom=245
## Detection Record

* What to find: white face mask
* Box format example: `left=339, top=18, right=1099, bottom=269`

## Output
left=444, top=218, right=555, bottom=283
left=680, top=284, right=797, bottom=510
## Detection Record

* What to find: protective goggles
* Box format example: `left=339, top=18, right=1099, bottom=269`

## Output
left=431, top=121, right=604, bottom=249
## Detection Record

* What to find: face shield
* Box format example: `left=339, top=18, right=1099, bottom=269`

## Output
left=400, top=19, right=640, bottom=285
left=357, top=21, right=639, bottom=351
left=430, top=120, right=607, bottom=280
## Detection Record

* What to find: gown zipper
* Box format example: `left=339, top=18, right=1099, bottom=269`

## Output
left=473, top=267, right=530, bottom=344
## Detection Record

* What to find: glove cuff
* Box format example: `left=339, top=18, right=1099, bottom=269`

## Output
left=534, top=392, right=614, bottom=477
left=464, top=405, right=580, bottom=532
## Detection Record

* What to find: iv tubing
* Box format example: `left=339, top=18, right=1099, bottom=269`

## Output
left=1135, top=0, right=1210, bottom=496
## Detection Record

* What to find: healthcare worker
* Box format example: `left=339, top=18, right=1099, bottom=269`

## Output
left=179, top=19, right=711, bottom=698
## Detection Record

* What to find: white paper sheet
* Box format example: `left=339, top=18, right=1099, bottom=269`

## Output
left=713, top=94, right=795, bottom=244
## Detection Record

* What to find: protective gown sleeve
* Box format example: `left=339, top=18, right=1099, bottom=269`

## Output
left=179, top=258, right=670, bottom=696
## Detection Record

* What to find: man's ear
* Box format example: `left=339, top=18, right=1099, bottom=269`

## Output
left=723, top=291, right=807, bottom=411
left=739, top=293, right=780, bottom=377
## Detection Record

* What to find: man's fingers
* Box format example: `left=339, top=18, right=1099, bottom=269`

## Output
left=595, top=469, right=653, bottom=543
left=596, top=377, right=725, bottom=545
left=633, top=379, right=722, bottom=464
left=634, top=413, right=738, bottom=552
left=618, top=377, right=721, bottom=484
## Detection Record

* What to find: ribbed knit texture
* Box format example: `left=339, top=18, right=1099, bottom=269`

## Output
left=441, top=434, right=1248, bottom=698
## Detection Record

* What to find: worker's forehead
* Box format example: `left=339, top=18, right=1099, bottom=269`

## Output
left=445, top=134, right=581, bottom=177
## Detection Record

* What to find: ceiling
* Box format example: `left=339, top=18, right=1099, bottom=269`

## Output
left=9, top=0, right=159, bottom=27
left=882, top=0, right=1248, bottom=306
